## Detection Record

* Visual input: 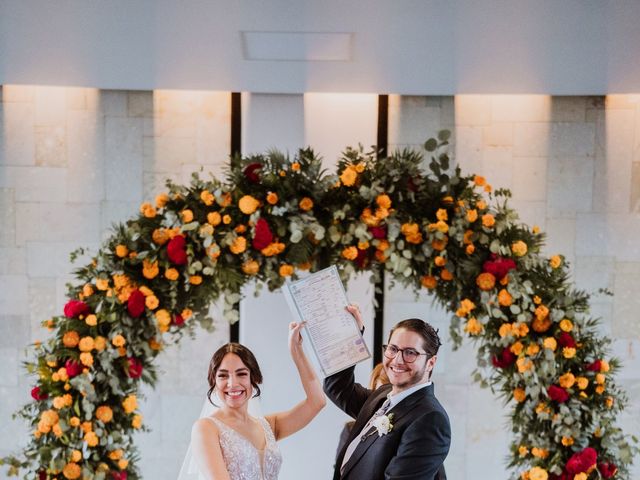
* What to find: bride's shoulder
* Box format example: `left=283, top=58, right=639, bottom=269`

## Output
left=192, top=415, right=221, bottom=438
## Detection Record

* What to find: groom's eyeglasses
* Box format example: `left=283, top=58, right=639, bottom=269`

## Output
left=382, top=344, right=428, bottom=363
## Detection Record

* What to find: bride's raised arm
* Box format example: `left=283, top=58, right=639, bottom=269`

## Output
left=266, top=322, right=326, bottom=440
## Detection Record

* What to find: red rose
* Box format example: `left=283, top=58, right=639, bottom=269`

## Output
left=173, top=313, right=185, bottom=326
left=39, top=471, right=47, bottom=480
left=586, top=359, right=602, bottom=372
left=167, top=235, right=188, bottom=265
left=598, top=462, right=617, bottom=479
left=65, top=359, right=83, bottom=378
left=407, top=177, right=418, bottom=192
left=64, top=300, right=90, bottom=318
left=243, top=163, right=262, bottom=184
left=482, top=254, right=517, bottom=280
left=111, top=471, right=128, bottom=480
left=368, top=225, right=388, bottom=239
left=31, top=386, right=48, bottom=401
left=566, top=447, right=597, bottom=474
left=355, top=248, right=369, bottom=269
left=252, top=218, right=273, bottom=250
left=491, top=347, right=516, bottom=369
left=127, top=289, right=146, bottom=318
left=127, top=357, right=143, bottom=379
left=547, top=384, right=570, bottom=403
left=558, top=332, right=577, bottom=349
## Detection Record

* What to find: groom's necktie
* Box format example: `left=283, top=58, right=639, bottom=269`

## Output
left=340, top=397, right=392, bottom=474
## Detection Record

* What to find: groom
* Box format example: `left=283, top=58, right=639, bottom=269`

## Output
left=324, top=307, right=450, bottom=480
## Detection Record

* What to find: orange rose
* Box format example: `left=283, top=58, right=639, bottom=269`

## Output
left=155, top=193, right=170, bottom=208
left=242, top=260, right=260, bottom=275
left=95, top=405, right=113, bottom=423
left=229, top=236, right=247, bottom=254
left=207, top=212, right=222, bottom=226
left=421, top=275, right=437, bottom=289
left=340, top=166, right=357, bottom=186
left=476, top=272, right=496, bottom=291
left=63, top=331, right=80, bottom=348
left=239, top=195, right=260, bottom=214
left=482, top=214, right=495, bottom=228
left=342, top=246, right=358, bottom=260
left=279, top=264, right=294, bottom=277
left=266, top=192, right=279, bottom=205
left=299, top=197, right=314, bottom=211
left=376, top=194, right=392, bottom=209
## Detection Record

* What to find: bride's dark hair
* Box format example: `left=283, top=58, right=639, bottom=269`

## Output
left=207, top=343, right=263, bottom=405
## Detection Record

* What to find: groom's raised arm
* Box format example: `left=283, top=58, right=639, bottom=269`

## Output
left=323, top=364, right=371, bottom=419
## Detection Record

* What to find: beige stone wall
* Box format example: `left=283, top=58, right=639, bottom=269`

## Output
left=0, top=86, right=232, bottom=479
left=388, top=94, right=640, bottom=479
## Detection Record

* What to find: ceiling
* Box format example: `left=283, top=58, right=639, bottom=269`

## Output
left=1, top=0, right=639, bottom=94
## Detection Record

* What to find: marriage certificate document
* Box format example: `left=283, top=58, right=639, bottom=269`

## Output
left=283, top=265, right=371, bottom=376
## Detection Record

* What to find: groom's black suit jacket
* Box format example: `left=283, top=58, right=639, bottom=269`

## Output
left=324, top=365, right=450, bottom=480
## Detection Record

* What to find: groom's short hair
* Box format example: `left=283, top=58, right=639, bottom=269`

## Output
left=389, top=319, right=442, bottom=358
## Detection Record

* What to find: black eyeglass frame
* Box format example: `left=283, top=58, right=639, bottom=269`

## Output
left=382, top=344, right=429, bottom=363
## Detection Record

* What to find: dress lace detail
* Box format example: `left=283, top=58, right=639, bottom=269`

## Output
left=207, top=416, right=282, bottom=480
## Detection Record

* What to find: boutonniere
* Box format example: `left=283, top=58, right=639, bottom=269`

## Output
left=368, top=413, right=395, bottom=438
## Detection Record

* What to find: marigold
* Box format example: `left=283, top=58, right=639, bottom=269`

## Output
left=431, top=238, right=447, bottom=251
left=145, top=295, right=159, bottom=310
left=576, top=376, right=588, bottom=390
left=559, top=372, right=576, bottom=389
left=543, top=337, right=557, bottom=351
left=115, top=244, right=128, bottom=258
left=511, top=240, right=528, bottom=257
left=84, top=431, right=99, bottom=447
left=242, top=260, right=260, bottom=275
left=109, top=449, right=124, bottom=460
left=510, top=341, right=524, bottom=355
left=189, top=275, right=203, bottom=285
left=78, top=336, right=95, bottom=352
left=140, top=202, right=156, bottom=218
left=474, top=175, right=486, bottom=186
left=513, top=388, right=526, bottom=403
left=600, top=359, right=610, bottom=372
left=440, top=269, right=453, bottom=281
left=528, top=466, right=548, bottom=480
left=200, top=190, right=214, bottom=206
left=559, top=319, right=573, bottom=332
left=79, top=352, right=94, bottom=367
left=217, top=192, right=232, bottom=207
left=112, top=334, right=126, bottom=347
left=239, top=195, right=260, bottom=214
left=526, top=343, right=540, bottom=356
left=516, top=358, right=533, bottom=373
left=464, top=317, right=483, bottom=335
left=152, top=228, right=169, bottom=245
left=122, top=394, right=138, bottom=414
left=62, top=462, right=81, bottom=480
left=499, top=323, right=512, bottom=338
left=549, top=255, right=562, bottom=268
left=261, top=242, right=285, bottom=257
left=354, top=163, right=366, bottom=173
left=85, top=314, right=97, bottom=327
left=69, top=417, right=81, bottom=427
left=534, top=304, right=549, bottom=320
left=476, top=272, right=496, bottom=291
left=466, top=209, right=478, bottom=222
left=266, top=192, right=278, bottom=205
left=434, top=256, right=446, bottom=267
left=498, top=289, right=512, bottom=306
left=299, top=197, right=314, bottom=211
left=70, top=450, right=82, bottom=462
left=229, top=236, right=247, bottom=254
left=132, top=414, right=143, bottom=429
left=279, top=264, right=294, bottom=277
left=563, top=347, right=576, bottom=359
left=531, top=447, right=548, bottom=459
left=207, top=211, right=222, bottom=226
left=155, top=309, right=171, bottom=328
left=82, top=284, right=94, bottom=297
left=476, top=200, right=487, bottom=210
left=421, top=275, right=437, bottom=289
left=62, top=331, right=80, bottom=348
left=376, top=194, right=391, bottom=209
left=466, top=244, right=475, bottom=255
left=223, top=214, right=232, bottom=224
left=118, top=459, right=129, bottom=470
left=142, top=259, right=159, bottom=279
left=561, top=436, right=574, bottom=446
left=482, top=214, right=495, bottom=227
left=357, top=241, right=370, bottom=250
left=532, top=315, right=552, bottom=333
left=155, top=193, right=170, bottom=208
left=456, top=299, right=476, bottom=317
left=340, top=166, right=358, bottom=186
left=342, top=246, right=358, bottom=260
left=518, top=446, right=529, bottom=457
left=96, top=405, right=113, bottom=423
left=606, top=396, right=614, bottom=408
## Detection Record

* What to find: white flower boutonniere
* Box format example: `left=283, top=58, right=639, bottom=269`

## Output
left=371, top=412, right=394, bottom=437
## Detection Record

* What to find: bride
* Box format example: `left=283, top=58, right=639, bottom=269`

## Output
left=190, top=321, right=325, bottom=479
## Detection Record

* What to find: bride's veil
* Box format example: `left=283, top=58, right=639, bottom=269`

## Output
left=177, top=394, right=264, bottom=480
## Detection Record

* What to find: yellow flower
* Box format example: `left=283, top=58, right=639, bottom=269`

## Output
left=543, top=337, right=557, bottom=351
left=476, top=272, right=496, bottom=291
left=481, top=214, right=495, bottom=228
left=132, top=414, right=143, bottom=429
left=78, top=336, right=95, bottom=352
left=513, top=388, right=526, bottom=403
left=600, top=359, right=610, bottom=372
left=559, top=372, right=576, bottom=389
left=562, top=347, right=576, bottom=359
left=266, top=192, right=279, bottom=205
left=151, top=228, right=169, bottom=245
left=516, top=358, right=533, bottom=373
left=464, top=317, right=483, bottom=335
left=595, top=373, right=606, bottom=384
left=52, top=394, right=72, bottom=409
left=549, top=255, right=562, bottom=268
left=118, top=459, right=129, bottom=470
left=606, top=396, right=614, bottom=408
left=69, top=417, right=81, bottom=427
left=499, top=323, right=512, bottom=338
left=574, top=474, right=587, bottom=480
left=96, top=405, right=113, bottom=423
left=62, top=462, right=82, bottom=479
left=299, top=197, right=314, bottom=211
left=561, top=436, right=574, bottom=446
left=518, top=445, right=529, bottom=457
left=145, top=295, right=159, bottom=310
left=456, top=299, right=476, bottom=317
left=189, top=275, right=203, bottom=285
left=180, top=209, right=194, bottom=223
left=342, top=246, right=358, bottom=260
left=436, top=208, right=448, bottom=221
left=155, top=193, right=170, bottom=208
left=85, top=314, right=98, bottom=326
left=112, top=334, right=126, bottom=347
left=82, top=284, right=94, bottom=297
left=140, top=202, right=156, bottom=218
left=354, top=163, right=366, bottom=173
left=526, top=343, right=540, bottom=356
left=358, top=241, right=370, bottom=250
left=376, top=194, right=391, bottom=209
left=165, top=268, right=179, bottom=281
left=109, top=449, right=124, bottom=460
left=142, top=259, right=159, bottom=279
left=340, top=166, right=358, bottom=186
left=207, top=211, right=222, bottom=226
left=242, top=260, right=260, bottom=275
left=498, top=289, right=512, bottom=306
left=115, top=244, right=129, bottom=258
left=63, top=331, right=80, bottom=348
left=222, top=214, right=232, bottom=224
left=291, top=162, right=301, bottom=171
left=70, top=449, right=82, bottom=462
left=279, top=264, right=294, bottom=277
left=435, top=256, right=446, bottom=267
left=510, top=341, right=524, bottom=355
left=79, top=352, right=94, bottom=367
left=155, top=309, right=171, bottom=329
left=531, top=447, right=548, bottom=459
left=576, top=376, right=589, bottom=390
left=511, top=240, right=528, bottom=257
left=181, top=308, right=193, bottom=320
left=122, top=394, right=138, bottom=414
left=474, top=175, right=486, bottom=186
left=84, top=431, right=99, bottom=447
left=200, top=190, right=214, bottom=206
left=229, top=236, right=247, bottom=254
left=476, top=200, right=487, bottom=210
left=532, top=225, right=540, bottom=234
left=239, top=195, right=260, bottom=214
left=466, top=209, right=478, bottom=222
left=466, top=244, right=475, bottom=255
left=528, top=466, right=548, bottom=480
left=559, top=319, right=573, bottom=332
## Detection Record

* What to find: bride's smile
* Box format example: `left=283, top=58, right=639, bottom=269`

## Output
left=215, top=353, right=254, bottom=407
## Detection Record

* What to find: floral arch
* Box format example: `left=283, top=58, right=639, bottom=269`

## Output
left=1, top=132, right=636, bottom=480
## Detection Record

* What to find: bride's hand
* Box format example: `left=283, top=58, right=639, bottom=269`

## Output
left=288, top=321, right=305, bottom=353
left=346, top=303, right=364, bottom=331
